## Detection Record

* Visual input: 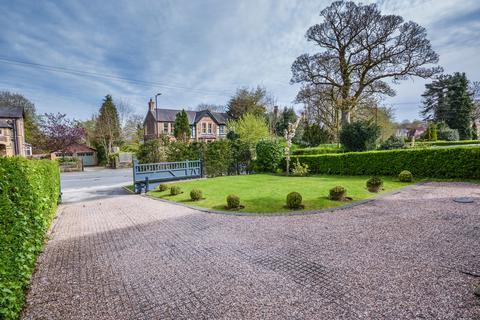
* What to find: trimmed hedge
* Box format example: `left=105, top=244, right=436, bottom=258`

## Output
left=256, top=139, right=284, bottom=172
left=293, top=144, right=343, bottom=155
left=293, top=146, right=480, bottom=179
left=0, top=157, right=59, bottom=319
left=414, top=140, right=480, bottom=147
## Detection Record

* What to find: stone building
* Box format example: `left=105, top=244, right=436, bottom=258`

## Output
left=0, top=106, right=26, bottom=156
left=143, top=99, right=228, bottom=142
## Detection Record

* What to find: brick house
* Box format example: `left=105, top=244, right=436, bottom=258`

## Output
left=0, top=106, right=26, bottom=156
left=143, top=99, right=228, bottom=142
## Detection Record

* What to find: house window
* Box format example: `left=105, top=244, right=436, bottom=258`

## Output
left=170, top=123, right=174, bottom=133
left=190, top=126, right=196, bottom=138
left=208, top=123, right=212, bottom=134
left=219, top=125, right=225, bottom=135
left=163, top=123, right=168, bottom=133
left=202, top=123, right=207, bottom=134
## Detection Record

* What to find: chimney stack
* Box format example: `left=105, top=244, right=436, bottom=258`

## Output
left=148, top=98, right=155, bottom=112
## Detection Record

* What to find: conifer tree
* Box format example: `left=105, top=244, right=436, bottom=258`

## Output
left=95, top=95, right=120, bottom=156
left=421, top=73, right=475, bottom=140
left=173, top=110, right=191, bottom=142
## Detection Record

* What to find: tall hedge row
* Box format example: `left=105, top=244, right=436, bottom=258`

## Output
left=292, top=145, right=344, bottom=155
left=293, top=146, right=480, bottom=179
left=0, top=157, right=59, bottom=319
left=413, top=140, right=480, bottom=147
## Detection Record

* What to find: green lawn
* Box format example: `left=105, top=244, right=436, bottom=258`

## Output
left=146, top=174, right=414, bottom=213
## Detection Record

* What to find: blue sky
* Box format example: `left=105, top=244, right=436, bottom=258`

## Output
left=1, top=0, right=479, bottom=121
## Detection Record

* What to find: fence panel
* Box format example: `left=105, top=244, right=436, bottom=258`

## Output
left=132, top=159, right=202, bottom=193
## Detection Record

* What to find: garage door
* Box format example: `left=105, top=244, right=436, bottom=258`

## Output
left=78, top=152, right=95, bottom=166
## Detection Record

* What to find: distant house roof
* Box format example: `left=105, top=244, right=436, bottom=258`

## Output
left=54, top=143, right=96, bottom=154
left=0, top=106, right=24, bottom=118
left=154, top=108, right=227, bottom=125
left=408, top=127, right=426, bottom=138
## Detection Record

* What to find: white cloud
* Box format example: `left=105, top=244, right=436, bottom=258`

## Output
left=0, top=0, right=478, bottom=121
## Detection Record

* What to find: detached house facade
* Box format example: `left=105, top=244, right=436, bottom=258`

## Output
left=143, top=99, right=228, bottom=142
left=0, top=106, right=27, bottom=157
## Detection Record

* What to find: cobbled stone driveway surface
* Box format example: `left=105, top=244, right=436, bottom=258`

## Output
left=22, top=182, right=480, bottom=319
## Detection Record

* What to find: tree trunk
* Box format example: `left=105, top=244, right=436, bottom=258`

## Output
left=341, top=110, right=351, bottom=126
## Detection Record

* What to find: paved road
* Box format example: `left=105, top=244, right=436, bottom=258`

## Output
left=60, top=167, right=132, bottom=203
left=22, top=182, right=480, bottom=319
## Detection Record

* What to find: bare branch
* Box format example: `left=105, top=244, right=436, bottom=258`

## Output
left=291, top=1, right=442, bottom=124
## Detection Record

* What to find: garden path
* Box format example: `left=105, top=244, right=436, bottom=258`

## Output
left=22, top=182, right=480, bottom=319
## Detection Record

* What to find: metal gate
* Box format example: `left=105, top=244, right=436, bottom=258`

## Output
left=78, top=152, right=95, bottom=166
left=132, top=159, right=202, bottom=193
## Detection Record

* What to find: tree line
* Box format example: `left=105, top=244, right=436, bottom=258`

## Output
left=1, top=0, right=479, bottom=162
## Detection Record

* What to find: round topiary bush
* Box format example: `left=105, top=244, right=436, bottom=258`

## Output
left=158, top=183, right=169, bottom=192
left=226, top=194, right=240, bottom=209
left=329, top=186, right=346, bottom=201
left=286, top=192, right=303, bottom=209
left=170, top=186, right=182, bottom=196
left=366, top=176, right=383, bottom=193
left=399, top=170, right=413, bottom=182
left=190, top=189, right=203, bottom=201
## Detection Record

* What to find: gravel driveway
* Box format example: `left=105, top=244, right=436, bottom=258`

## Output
left=22, top=182, right=480, bottom=319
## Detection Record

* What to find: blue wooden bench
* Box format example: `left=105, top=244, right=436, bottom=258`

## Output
left=132, top=159, right=202, bottom=193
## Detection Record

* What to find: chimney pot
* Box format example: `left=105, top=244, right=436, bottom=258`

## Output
left=148, top=98, right=155, bottom=112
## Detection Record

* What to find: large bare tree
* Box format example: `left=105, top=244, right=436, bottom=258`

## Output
left=295, top=84, right=340, bottom=139
left=291, top=1, right=442, bottom=125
